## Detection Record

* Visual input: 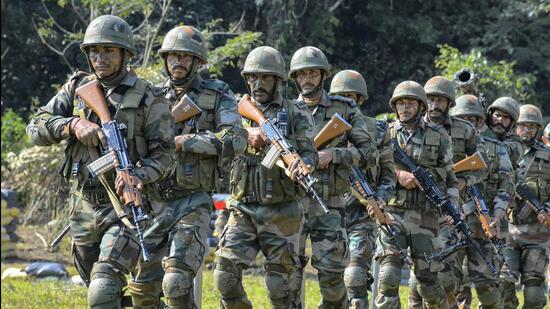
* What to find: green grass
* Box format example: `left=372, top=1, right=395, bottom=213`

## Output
left=1, top=266, right=525, bottom=308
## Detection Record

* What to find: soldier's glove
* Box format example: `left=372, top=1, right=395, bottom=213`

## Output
left=396, top=170, right=419, bottom=190
left=69, top=117, right=106, bottom=147
left=246, top=127, right=267, bottom=150
left=317, top=149, right=333, bottom=170
left=115, top=170, right=143, bottom=203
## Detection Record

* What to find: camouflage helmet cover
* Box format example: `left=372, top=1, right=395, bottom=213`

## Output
left=80, top=15, right=136, bottom=56
left=329, top=70, right=368, bottom=102
left=289, top=46, right=330, bottom=78
left=389, top=81, right=428, bottom=111
left=158, top=26, right=208, bottom=63
left=517, top=104, right=543, bottom=127
left=241, top=46, right=286, bottom=80
left=424, top=76, right=456, bottom=107
left=450, top=94, right=485, bottom=119
left=488, top=97, right=520, bottom=122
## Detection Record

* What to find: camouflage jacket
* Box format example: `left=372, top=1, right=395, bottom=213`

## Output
left=230, top=92, right=318, bottom=206
left=159, top=76, right=247, bottom=195
left=389, top=117, right=458, bottom=209
left=300, top=91, right=378, bottom=200
left=27, top=70, right=175, bottom=195
left=478, top=136, right=514, bottom=213
left=480, top=124, right=525, bottom=167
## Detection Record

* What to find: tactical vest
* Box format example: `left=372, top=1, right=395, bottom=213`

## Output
left=449, top=116, right=472, bottom=162
left=62, top=73, right=150, bottom=191
left=230, top=99, right=302, bottom=205
left=170, top=80, right=225, bottom=194
left=311, top=95, right=357, bottom=199
left=512, top=143, right=550, bottom=225
left=479, top=137, right=503, bottom=203
left=389, top=123, right=446, bottom=209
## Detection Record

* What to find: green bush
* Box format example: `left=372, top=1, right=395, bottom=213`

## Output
left=1, top=109, right=29, bottom=162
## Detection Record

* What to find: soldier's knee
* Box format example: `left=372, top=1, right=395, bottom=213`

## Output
left=319, top=272, right=346, bottom=301
left=162, top=272, right=192, bottom=299
left=475, top=282, right=498, bottom=306
left=378, top=264, right=401, bottom=297
left=72, top=243, right=99, bottom=286
left=87, top=262, right=123, bottom=309
left=344, top=263, right=369, bottom=289
left=265, top=263, right=292, bottom=302
left=523, top=281, right=546, bottom=308
left=416, top=276, right=441, bottom=305
left=127, top=280, right=162, bottom=309
left=213, top=256, right=243, bottom=298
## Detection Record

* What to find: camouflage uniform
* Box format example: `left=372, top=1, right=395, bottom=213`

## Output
left=128, top=26, right=247, bottom=309
left=500, top=105, right=549, bottom=309
left=450, top=95, right=514, bottom=309
left=409, top=77, right=482, bottom=309
left=375, top=81, right=458, bottom=309
left=26, top=15, right=175, bottom=309
left=214, top=46, right=318, bottom=308
left=289, top=48, right=378, bottom=309
left=330, top=69, right=396, bottom=309
left=481, top=97, right=525, bottom=165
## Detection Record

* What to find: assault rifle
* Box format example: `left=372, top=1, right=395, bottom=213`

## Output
left=238, top=94, right=330, bottom=214
left=171, top=95, right=203, bottom=151
left=350, top=166, right=411, bottom=265
left=75, top=80, right=150, bottom=262
left=453, top=151, right=487, bottom=173
left=515, top=183, right=550, bottom=227
left=391, top=138, right=497, bottom=274
left=314, top=113, right=352, bottom=149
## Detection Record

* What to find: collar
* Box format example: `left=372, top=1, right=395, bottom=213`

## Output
left=395, top=116, right=426, bottom=131
left=297, top=90, right=331, bottom=107
left=119, top=69, right=138, bottom=87
left=423, top=113, right=451, bottom=127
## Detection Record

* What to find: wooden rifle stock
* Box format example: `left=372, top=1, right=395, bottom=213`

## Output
left=314, top=113, right=352, bottom=149
left=75, top=80, right=112, bottom=124
left=172, top=94, right=202, bottom=123
left=238, top=94, right=267, bottom=125
left=453, top=151, right=487, bottom=173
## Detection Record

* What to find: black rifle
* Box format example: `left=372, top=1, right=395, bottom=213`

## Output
left=516, top=183, right=550, bottom=226
left=350, top=166, right=411, bottom=265
left=391, top=138, right=497, bottom=274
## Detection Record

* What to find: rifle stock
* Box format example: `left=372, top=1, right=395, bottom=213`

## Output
left=238, top=94, right=267, bottom=125
left=314, top=113, right=352, bottom=149
left=75, top=80, right=112, bottom=123
left=453, top=151, right=487, bottom=173
left=172, top=94, right=202, bottom=123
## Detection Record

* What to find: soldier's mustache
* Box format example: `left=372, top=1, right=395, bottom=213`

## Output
left=172, top=65, right=188, bottom=71
left=429, top=108, right=444, bottom=114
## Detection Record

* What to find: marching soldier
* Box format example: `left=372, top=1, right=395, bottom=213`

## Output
left=542, top=123, right=550, bottom=146
left=377, top=81, right=458, bottom=309
left=330, top=69, right=396, bottom=309
left=288, top=47, right=378, bottom=308
left=26, top=15, right=175, bottom=308
left=213, top=46, right=318, bottom=308
left=128, top=25, right=247, bottom=308
left=500, top=104, right=549, bottom=309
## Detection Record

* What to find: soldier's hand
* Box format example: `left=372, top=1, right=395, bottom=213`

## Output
left=396, top=170, right=418, bottom=190
left=537, top=212, right=550, bottom=227
left=457, top=178, right=467, bottom=191
left=246, top=127, right=267, bottom=149
left=491, top=209, right=506, bottom=238
left=288, top=160, right=310, bottom=182
left=70, top=117, right=106, bottom=147
left=317, top=149, right=333, bottom=170
left=444, top=215, right=455, bottom=226
left=175, top=134, right=194, bottom=151
left=115, top=171, right=143, bottom=201
left=367, top=198, right=386, bottom=220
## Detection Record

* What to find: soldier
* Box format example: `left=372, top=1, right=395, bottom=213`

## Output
left=449, top=95, right=515, bottom=309
left=289, top=47, right=378, bottom=308
left=128, top=25, right=247, bottom=308
left=500, top=104, right=549, bottom=309
left=408, top=76, right=481, bottom=308
left=542, top=123, right=550, bottom=146
left=376, top=81, right=458, bottom=309
left=481, top=97, right=525, bottom=164
left=330, top=69, right=396, bottom=309
left=26, top=15, right=175, bottom=308
left=213, top=46, right=318, bottom=308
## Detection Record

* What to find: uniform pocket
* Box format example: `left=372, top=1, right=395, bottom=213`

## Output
left=229, top=157, right=249, bottom=200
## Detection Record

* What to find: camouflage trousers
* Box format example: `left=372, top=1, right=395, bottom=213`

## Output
left=129, top=192, right=212, bottom=309
left=214, top=199, right=304, bottom=309
left=499, top=223, right=549, bottom=309
left=344, top=202, right=377, bottom=309
left=290, top=196, right=350, bottom=309
left=374, top=207, right=446, bottom=309
left=69, top=193, right=140, bottom=309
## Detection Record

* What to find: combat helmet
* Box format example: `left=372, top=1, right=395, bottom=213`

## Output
left=389, top=81, right=428, bottom=111
left=158, top=26, right=208, bottom=64
left=241, top=46, right=286, bottom=80
left=80, top=15, right=136, bottom=56
left=329, top=70, right=368, bottom=103
left=424, top=76, right=456, bottom=107
left=487, top=97, right=520, bottom=123
left=517, top=104, right=543, bottom=127
left=450, top=95, right=485, bottom=119
left=289, top=46, right=330, bottom=79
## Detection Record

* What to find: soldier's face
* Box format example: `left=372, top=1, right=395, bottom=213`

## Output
left=427, top=95, right=449, bottom=119
left=459, top=115, right=483, bottom=129
left=395, top=98, right=420, bottom=122
left=516, top=122, right=539, bottom=143
left=88, top=45, right=123, bottom=78
left=246, top=74, right=277, bottom=104
left=296, top=69, right=322, bottom=95
left=490, top=109, right=513, bottom=134
left=338, top=92, right=360, bottom=104
left=166, top=52, right=194, bottom=80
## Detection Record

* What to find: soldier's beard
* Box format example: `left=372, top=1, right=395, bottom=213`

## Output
left=490, top=122, right=508, bottom=136
left=428, top=108, right=446, bottom=123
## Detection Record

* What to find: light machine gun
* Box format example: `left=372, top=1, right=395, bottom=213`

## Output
left=238, top=94, right=330, bottom=214
left=454, top=68, right=488, bottom=110
left=515, top=183, right=550, bottom=227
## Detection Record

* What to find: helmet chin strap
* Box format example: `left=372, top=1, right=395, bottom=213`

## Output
left=165, top=56, right=198, bottom=94
left=294, top=71, right=324, bottom=100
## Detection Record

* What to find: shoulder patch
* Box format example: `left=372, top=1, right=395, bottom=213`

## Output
left=147, top=83, right=165, bottom=97
left=329, top=94, right=357, bottom=107
left=202, top=79, right=229, bottom=94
